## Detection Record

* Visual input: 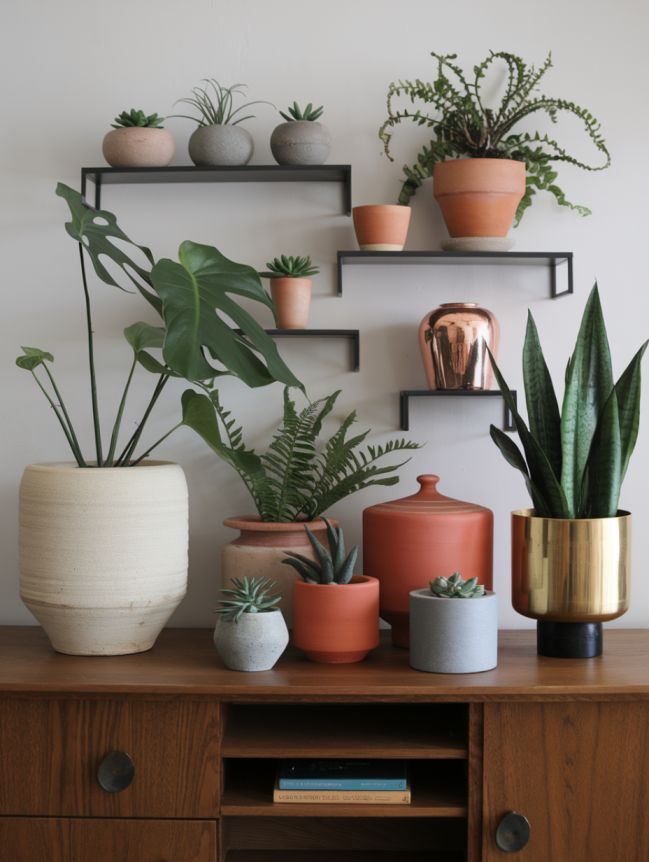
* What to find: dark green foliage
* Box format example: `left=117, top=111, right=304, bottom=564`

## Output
left=280, top=102, right=324, bottom=122
left=171, top=80, right=270, bottom=127
left=379, top=51, right=610, bottom=223
left=112, top=109, right=164, bottom=128
left=282, top=519, right=358, bottom=585
left=215, top=576, right=281, bottom=622
left=261, top=255, right=320, bottom=278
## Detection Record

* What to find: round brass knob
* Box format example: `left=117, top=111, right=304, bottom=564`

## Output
left=495, top=811, right=531, bottom=853
left=97, top=750, right=135, bottom=793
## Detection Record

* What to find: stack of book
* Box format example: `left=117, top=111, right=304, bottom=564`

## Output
left=274, top=759, right=411, bottom=804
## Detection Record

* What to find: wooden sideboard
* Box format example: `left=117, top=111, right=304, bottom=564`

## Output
left=1, top=626, right=648, bottom=862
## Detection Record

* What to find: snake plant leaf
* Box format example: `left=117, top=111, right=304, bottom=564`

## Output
left=523, top=311, right=562, bottom=479
left=560, top=285, right=614, bottom=516
left=615, top=340, right=649, bottom=483
left=16, top=346, right=54, bottom=371
left=56, top=183, right=161, bottom=313
left=152, top=242, right=303, bottom=389
left=581, top=383, right=622, bottom=517
left=489, top=424, right=550, bottom=514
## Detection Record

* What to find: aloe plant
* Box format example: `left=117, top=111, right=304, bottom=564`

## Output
left=489, top=285, right=647, bottom=518
left=215, top=576, right=281, bottom=622
left=112, top=109, right=165, bottom=128
left=282, top=519, right=358, bottom=584
left=280, top=102, right=324, bottom=122
left=430, top=572, right=485, bottom=598
left=261, top=255, right=319, bottom=278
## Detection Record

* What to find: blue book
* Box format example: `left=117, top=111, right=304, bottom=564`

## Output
left=278, top=759, right=408, bottom=791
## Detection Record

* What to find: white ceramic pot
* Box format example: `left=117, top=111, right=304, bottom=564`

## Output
left=102, top=127, right=176, bottom=168
left=19, top=462, right=188, bottom=656
left=213, top=609, right=289, bottom=671
left=409, top=588, right=498, bottom=673
left=188, top=125, right=254, bottom=166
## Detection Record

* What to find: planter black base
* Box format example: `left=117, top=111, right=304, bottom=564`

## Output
left=537, top=621, right=603, bottom=658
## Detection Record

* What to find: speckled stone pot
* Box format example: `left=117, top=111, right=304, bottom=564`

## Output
left=102, top=127, right=176, bottom=168
left=270, top=121, right=331, bottom=165
left=188, top=124, right=254, bottom=166
left=213, top=610, right=289, bottom=671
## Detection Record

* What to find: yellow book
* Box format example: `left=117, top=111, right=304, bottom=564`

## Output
left=273, top=783, right=411, bottom=805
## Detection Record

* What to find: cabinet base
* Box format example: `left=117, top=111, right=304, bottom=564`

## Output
left=537, top=621, right=603, bottom=658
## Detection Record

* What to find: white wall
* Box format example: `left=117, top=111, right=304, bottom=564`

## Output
left=1, top=0, right=648, bottom=629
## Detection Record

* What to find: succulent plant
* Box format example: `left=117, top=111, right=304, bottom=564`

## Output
left=430, top=572, right=486, bottom=598
left=282, top=519, right=358, bottom=585
left=172, top=80, right=270, bottom=127
left=215, top=576, right=281, bottom=622
left=280, top=102, right=324, bottom=122
left=111, top=109, right=165, bottom=129
left=261, top=255, right=320, bottom=278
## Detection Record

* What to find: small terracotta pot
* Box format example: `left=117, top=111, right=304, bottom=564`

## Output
left=352, top=205, right=411, bottom=251
left=292, top=575, right=379, bottom=663
left=270, top=278, right=312, bottom=329
left=102, top=127, right=175, bottom=168
left=433, top=158, right=526, bottom=238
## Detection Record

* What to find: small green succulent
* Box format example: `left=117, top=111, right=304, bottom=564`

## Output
left=430, top=572, right=486, bottom=598
left=282, top=519, right=358, bottom=585
left=261, top=255, right=320, bottom=278
left=216, top=576, right=281, bottom=622
left=111, top=109, right=165, bottom=129
left=280, top=102, right=324, bottom=122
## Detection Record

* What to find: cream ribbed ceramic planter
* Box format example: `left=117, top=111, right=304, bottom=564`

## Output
left=19, top=462, right=188, bottom=656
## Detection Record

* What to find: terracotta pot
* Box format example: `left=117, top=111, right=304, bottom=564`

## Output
left=270, top=278, right=312, bottom=329
left=292, top=575, right=379, bottom=663
left=352, top=205, right=411, bottom=251
left=433, top=158, right=525, bottom=238
left=419, top=302, right=499, bottom=390
left=363, top=474, right=493, bottom=648
left=102, top=127, right=175, bottom=168
left=221, top=517, right=336, bottom=626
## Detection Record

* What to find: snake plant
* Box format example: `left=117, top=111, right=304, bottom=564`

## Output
left=282, top=519, right=358, bottom=585
left=430, top=572, right=485, bottom=598
left=216, top=577, right=281, bottom=622
left=489, top=285, right=647, bottom=519
left=261, top=255, right=319, bottom=278
left=111, top=109, right=165, bottom=128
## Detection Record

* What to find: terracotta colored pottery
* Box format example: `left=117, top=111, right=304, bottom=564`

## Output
left=363, top=474, right=493, bottom=647
left=433, top=158, right=525, bottom=238
left=102, top=127, right=175, bottom=168
left=352, top=205, right=411, bottom=251
left=419, top=302, right=499, bottom=390
left=292, top=575, right=380, bottom=663
left=270, top=278, right=312, bottom=329
left=221, top=517, right=336, bottom=626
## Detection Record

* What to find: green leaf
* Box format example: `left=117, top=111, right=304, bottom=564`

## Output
left=123, top=321, right=182, bottom=377
left=489, top=424, right=549, bottom=513
left=522, top=311, right=562, bottom=479
left=614, top=341, right=648, bottom=484
left=582, top=383, right=621, bottom=517
left=16, top=346, right=54, bottom=370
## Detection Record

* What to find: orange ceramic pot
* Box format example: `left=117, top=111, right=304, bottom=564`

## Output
left=270, top=278, right=312, bottom=329
left=292, top=575, right=380, bottom=663
left=433, top=158, right=526, bottom=238
left=352, top=205, right=411, bottom=251
left=363, top=475, right=493, bottom=647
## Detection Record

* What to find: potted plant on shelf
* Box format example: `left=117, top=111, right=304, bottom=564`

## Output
left=260, top=254, right=319, bottom=329
left=270, top=101, right=331, bottom=165
left=352, top=204, right=411, bottom=251
left=489, top=285, right=647, bottom=658
left=213, top=576, right=289, bottom=671
left=180, top=387, right=420, bottom=624
left=171, top=79, right=269, bottom=166
left=409, top=573, right=497, bottom=673
left=102, top=109, right=175, bottom=168
left=379, top=51, right=611, bottom=249
left=282, top=520, right=379, bottom=663
left=17, top=185, right=301, bottom=657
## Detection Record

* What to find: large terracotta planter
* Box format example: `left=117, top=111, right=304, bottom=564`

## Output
left=270, top=278, right=312, bottom=329
left=292, top=576, right=379, bottom=663
left=102, top=127, right=175, bottom=168
left=363, top=474, right=493, bottom=648
left=221, top=517, right=335, bottom=626
left=352, top=205, right=411, bottom=251
left=19, top=462, right=188, bottom=656
left=433, top=158, right=525, bottom=239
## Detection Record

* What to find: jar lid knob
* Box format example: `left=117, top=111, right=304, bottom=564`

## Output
left=417, top=474, right=440, bottom=490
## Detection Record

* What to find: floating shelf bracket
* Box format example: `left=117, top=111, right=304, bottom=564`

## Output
left=235, top=328, right=360, bottom=372
left=399, top=389, right=517, bottom=432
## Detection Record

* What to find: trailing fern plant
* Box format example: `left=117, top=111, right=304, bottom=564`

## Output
left=181, top=387, right=421, bottom=521
left=378, top=51, right=611, bottom=223
left=261, top=255, right=319, bottom=278
left=282, top=519, right=358, bottom=584
left=489, top=285, right=647, bottom=519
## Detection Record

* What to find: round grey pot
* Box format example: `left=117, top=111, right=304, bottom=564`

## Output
left=213, top=609, right=288, bottom=671
left=270, top=121, right=331, bottom=165
left=409, top=588, right=498, bottom=674
left=189, top=125, right=254, bottom=167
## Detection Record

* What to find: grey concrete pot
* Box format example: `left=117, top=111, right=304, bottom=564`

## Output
left=189, top=124, right=254, bottom=166
left=409, top=588, right=498, bottom=673
left=213, top=609, right=288, bottom=671
left=270, top=121, right=331, bottom=165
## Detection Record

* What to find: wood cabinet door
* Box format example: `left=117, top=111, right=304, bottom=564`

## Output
left=0, top=817, right=217, bottom=862
left=483, top=702, right=649, bottom=861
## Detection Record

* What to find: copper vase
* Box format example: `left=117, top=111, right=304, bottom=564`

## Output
left=418, top=302, right=499, bottom=390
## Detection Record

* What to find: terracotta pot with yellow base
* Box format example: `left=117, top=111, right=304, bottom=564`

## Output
left=352, top=205, right=411, bottom=251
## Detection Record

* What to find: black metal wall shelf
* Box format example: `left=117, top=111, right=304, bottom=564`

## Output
left=81, top=165, right=352, bottom=214
left=235, top=328, right=360, bottom=372
left=337, top=251, right=573, bottom=299
left=399, top=389, right=517, bottom=432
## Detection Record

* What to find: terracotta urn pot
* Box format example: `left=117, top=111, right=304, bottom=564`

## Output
left=419, top=302, right=499, bottom=390
left=433, top=158, right=525, bottom=243
left=221, top=517, right=336, bottom=626
left=270, top=278, right=312, bottom=329
left=363, top=474, right=493, bottom=647
left=352, top=205, right=411, bottom=251
left=292, top=576, right=380, bottom=663
left=102, top=127, right=176, bottom=168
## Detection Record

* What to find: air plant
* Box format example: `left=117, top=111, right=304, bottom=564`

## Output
left=171, top=79, right=271, bottom=126
left=215, top=577, right=281, bottom=622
